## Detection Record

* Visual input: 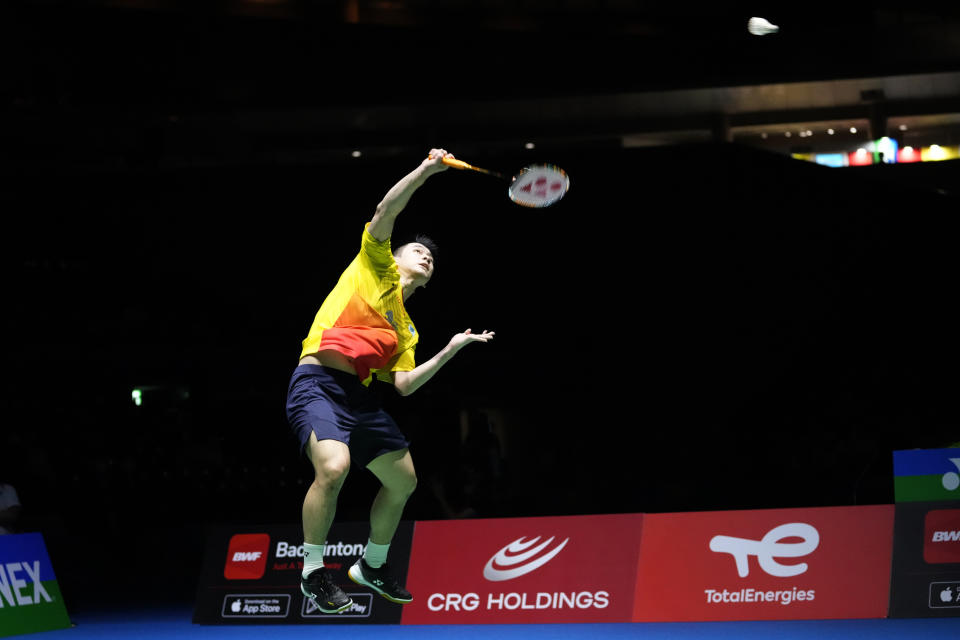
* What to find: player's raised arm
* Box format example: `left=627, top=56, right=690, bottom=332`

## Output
left=367, top=148, right=452, bottom=242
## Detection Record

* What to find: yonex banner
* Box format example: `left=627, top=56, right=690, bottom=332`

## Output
left=400, top=513, right=644, bottom=625
left=0, top=533, right=71, bottom=638
left=632, top=505, right=894, bottom=621
left=893, top=448, right=960, bottom=502
left=193, top=521, right=413, bottom=625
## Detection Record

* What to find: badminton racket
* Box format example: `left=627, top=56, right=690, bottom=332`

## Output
left=432, top=155, right=570, bottom=208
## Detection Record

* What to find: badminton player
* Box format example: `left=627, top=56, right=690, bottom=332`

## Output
left=287, top=148, right=495, bottom=613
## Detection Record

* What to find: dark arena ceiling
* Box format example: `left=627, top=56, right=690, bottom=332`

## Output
left=3, top=1, right=960, bottom=167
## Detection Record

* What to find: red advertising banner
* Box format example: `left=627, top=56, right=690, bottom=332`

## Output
left=401, top=513, right=644, bottom=625
left=632, top=505, right=894, bottom=621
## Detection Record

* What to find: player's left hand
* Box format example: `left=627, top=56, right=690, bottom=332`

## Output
left=449, top=328, right=495, bottom=351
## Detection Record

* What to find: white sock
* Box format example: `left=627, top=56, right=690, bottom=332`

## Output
left=302, top=542, right=325, bottom=578
left=363, top=540, right=390, bottom=568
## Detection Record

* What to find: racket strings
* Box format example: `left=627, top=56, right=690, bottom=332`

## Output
left=509, top=165, right=569, bottom=208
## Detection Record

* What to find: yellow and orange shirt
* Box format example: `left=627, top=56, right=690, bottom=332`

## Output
left=299, top=225, right=418, bottom=385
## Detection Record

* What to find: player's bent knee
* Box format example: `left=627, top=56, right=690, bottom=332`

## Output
left=315, top=459, right=350, bottom=489
left=404, top=473, right=418, bottom=496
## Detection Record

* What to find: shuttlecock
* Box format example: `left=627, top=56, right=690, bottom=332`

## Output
left=747, top=16, right=779, bottom=36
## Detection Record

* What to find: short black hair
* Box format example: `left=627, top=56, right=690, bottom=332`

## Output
left=394, top=234, right=439, bottom=265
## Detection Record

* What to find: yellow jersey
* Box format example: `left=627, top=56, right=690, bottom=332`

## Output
left=299, top=225, right=418, bottom=385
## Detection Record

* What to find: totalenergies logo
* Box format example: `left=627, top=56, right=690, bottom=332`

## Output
left=709, top=523, right=820, bottom=578
left=483, top=536, right=569, bottom=582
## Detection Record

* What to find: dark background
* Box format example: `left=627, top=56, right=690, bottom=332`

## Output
left=2, top=0, right=959, bottom=610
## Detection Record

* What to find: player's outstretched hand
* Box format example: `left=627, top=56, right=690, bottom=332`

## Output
left=449, top=328, right=495, bottom=351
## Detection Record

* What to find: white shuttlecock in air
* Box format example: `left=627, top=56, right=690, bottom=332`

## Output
left=747, top=16, right=779, bottom=36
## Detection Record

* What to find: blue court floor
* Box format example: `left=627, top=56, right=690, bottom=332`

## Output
left=7, top=606, right=960, bottom=640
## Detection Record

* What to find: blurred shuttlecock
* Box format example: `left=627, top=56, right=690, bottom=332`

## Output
left=747, top=16, right=779, bottom=36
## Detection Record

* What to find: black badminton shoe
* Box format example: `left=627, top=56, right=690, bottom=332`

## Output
left=300, top=568, right=353, bottom=614
left=348, top=558, right=413, bottom=604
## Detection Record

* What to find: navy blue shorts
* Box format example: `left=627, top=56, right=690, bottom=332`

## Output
left=285, top=364, right=410, bottom=469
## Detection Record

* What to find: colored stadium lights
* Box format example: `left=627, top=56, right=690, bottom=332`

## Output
left=898, top=145, right=922, bottom=163
left=814, top=153, right=846, bottom=167
left=922, top=144, right=952, bottom=161
left=848, top=148, right=873, bottom=166
left=876, top=136, right=898, bottom=163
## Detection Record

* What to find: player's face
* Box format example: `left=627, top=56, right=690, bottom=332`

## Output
left=397, top=243, right=434, bottom=284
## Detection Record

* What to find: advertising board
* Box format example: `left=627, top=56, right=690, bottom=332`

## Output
left=632, top=505, right=894, bottom=621
left=401, top=513, right=644, bottom=624
left=192, top=521, right=413, bottom=624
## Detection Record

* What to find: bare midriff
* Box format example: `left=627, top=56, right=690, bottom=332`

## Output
left=298, top=351, right=357, bottom=376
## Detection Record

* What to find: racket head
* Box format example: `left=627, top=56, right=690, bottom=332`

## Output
left=507, top=164, right=570, bottom=208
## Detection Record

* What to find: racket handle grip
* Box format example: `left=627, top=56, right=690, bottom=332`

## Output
left=437, top=157, right=474, bottom=171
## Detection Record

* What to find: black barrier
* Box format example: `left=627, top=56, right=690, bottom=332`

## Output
left=888, top=501, right=960, bottom=618
left=193, top=521, right=413, bottom=625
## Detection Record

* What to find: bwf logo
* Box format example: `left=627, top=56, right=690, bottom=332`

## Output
left=932, top=531, right=960, bottom=542
left=924, top=509, right=960, bottom=564
left=483, top=536, right=569, bottom=582
left=224, top=534, right=271, bottom=580
left=709, top=523, right=820, bottom=578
